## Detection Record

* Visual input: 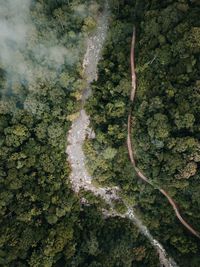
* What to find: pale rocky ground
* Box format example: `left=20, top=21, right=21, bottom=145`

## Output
left=66, top=3, right=178, bottom=267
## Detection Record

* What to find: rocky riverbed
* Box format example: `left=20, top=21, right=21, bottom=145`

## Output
left=66, top=3, right=178, bottom=267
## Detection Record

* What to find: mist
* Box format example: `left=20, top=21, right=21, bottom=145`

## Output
left=0, top=0, right=85, bottom=90
left=0, top=1, right=28, bottom=89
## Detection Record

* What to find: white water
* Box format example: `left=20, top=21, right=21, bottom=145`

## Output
left=66, top=2, right=178, bottom=267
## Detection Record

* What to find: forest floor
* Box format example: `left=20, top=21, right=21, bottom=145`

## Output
left=66, top=3, right=177, bottom=267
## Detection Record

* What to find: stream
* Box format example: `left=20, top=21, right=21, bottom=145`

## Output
left=66, top=2, right=178, bottom=267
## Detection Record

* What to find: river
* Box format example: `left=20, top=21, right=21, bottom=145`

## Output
left=66, top=2, right=178, bottom=267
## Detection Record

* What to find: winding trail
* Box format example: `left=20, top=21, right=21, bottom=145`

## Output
left=128, top=27, right=200, bottom=240
left=66, top=3, right=178, bottom=267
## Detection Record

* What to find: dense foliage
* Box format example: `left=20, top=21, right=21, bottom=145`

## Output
left=0, top=0, right=159, bottom=266
left=85, top=0, right=200, bottom=266
left=0, top=0, right=87, bottom=265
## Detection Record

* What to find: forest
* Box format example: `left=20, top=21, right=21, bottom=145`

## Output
left=0, top=0, right=159, bottom=266
left=0, top=0, right=200, bottom=266
left=85, top=0, right=200, bottom=266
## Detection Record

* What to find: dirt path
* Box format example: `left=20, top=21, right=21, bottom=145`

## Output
left=66, top=4, right=178, bottom=267
left=128, top=27, right=200, bottom=240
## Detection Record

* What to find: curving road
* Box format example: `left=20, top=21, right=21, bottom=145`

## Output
left=128, top=27, right=200, bottom=240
